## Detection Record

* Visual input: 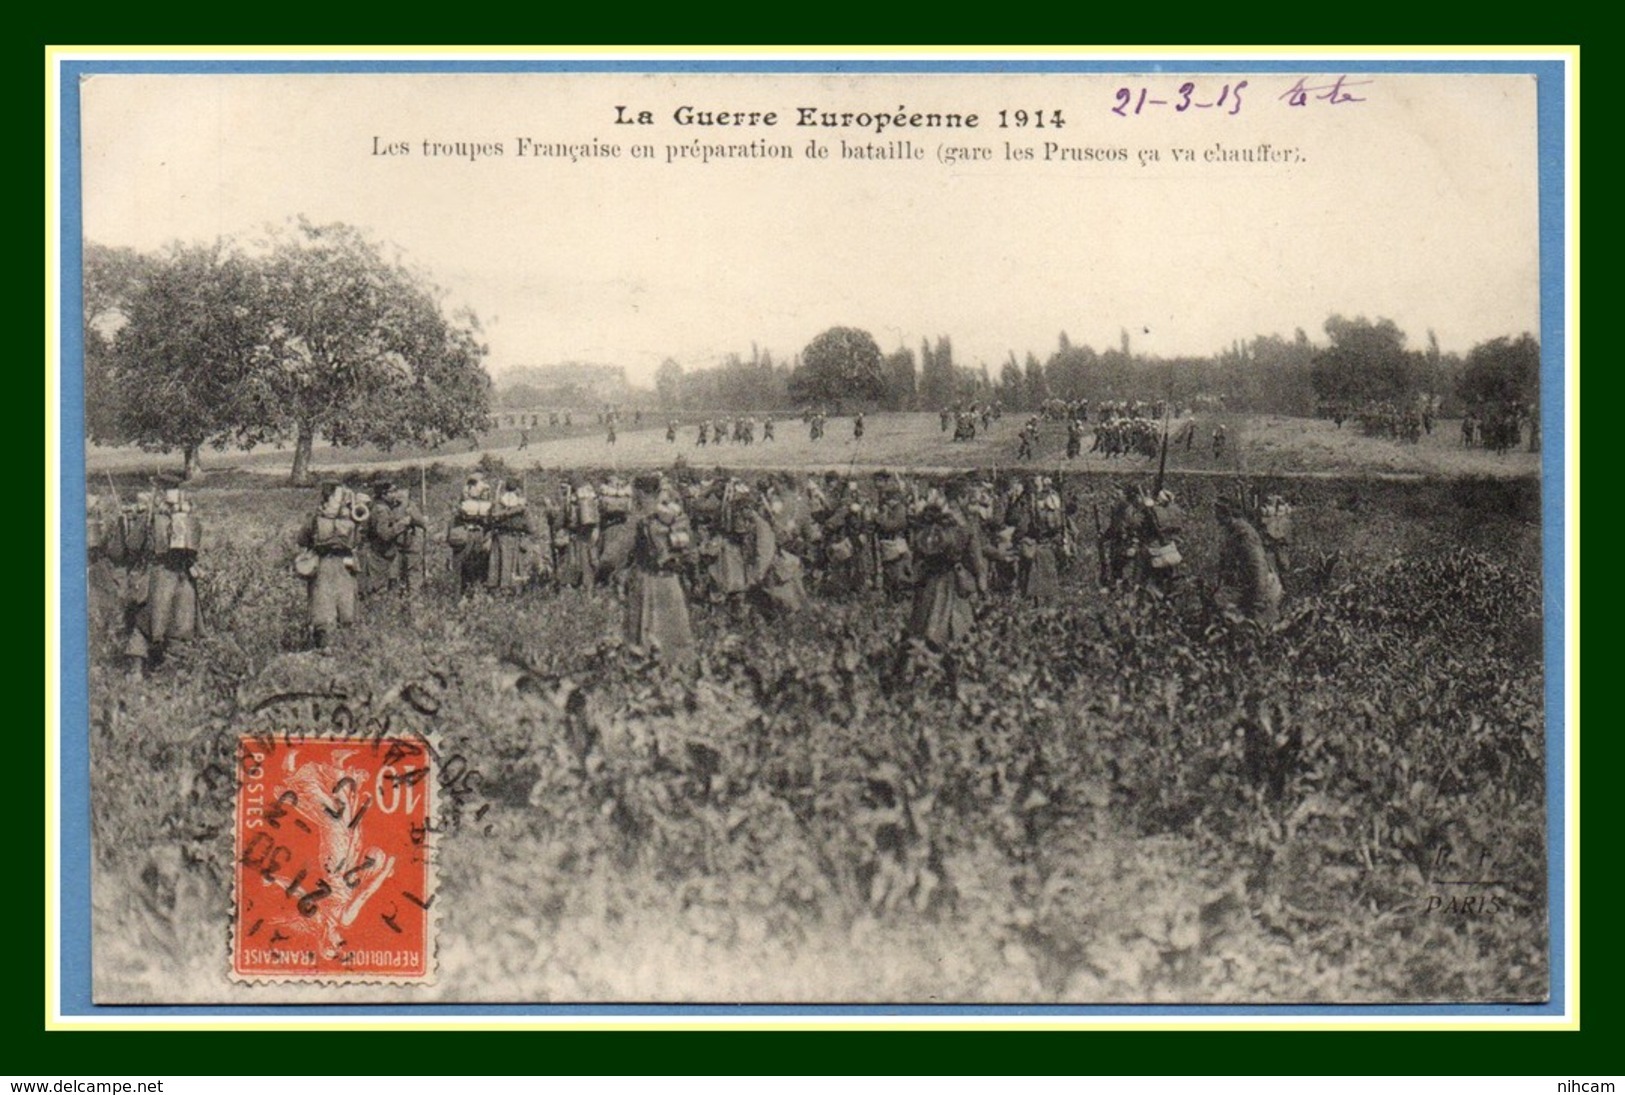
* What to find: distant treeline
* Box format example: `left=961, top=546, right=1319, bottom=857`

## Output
left=541, top=318, right=1538, bottom=417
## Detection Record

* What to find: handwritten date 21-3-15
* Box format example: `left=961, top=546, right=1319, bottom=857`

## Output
left=1111, top=77, right=1371, bottom=117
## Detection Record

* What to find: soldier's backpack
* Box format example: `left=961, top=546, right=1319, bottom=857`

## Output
left=311, top=514, right=359, bottom=552
left=371, top=505, right=409, bottom=544
left=665, top=513, right=694, bottom=553
left=1259, top=498, right=1293, bottom=544
left=600, top=481, right=633, bottom=518
left=1037, top=493, right=1065, bottom=535
left=159, top=511, right=204, bottom=554
left=1147, top=540, right=1184, bottom=570
left=1150, top=501, right=1184, bottom=537
left=573, top=485, right=600, bottom=527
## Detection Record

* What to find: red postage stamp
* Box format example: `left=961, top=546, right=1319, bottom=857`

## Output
left=232, top=735, right=435, bottom=983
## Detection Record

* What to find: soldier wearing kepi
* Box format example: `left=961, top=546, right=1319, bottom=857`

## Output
left=1255, top=492, right=1294, bottom=578
left=1214, top=494, right=1283, bottom=625
left=125, top=476, right=204, bottom=671
left=1142, top=488, right=1187, bottom=591
left=966, top=477, right=1017, bottom=595
left=872, top=470, right=915, bottom=600
left=86, top=489, right=132, bottom=638
left=699, top=479, right=762, bottom=617
left=447, top=472, right=496, bottom=596
left=1010, top=473, right=1064, bottom=600
left=905, top=479, right=986, bottom=651
left=360, top=477, right=426, bottom=596
left=1017, top=416, right=1039, bottom=461
left=554, top=475, right=601, bottom=592
left=486, top=478, right=540, bottom=593
left=296, top=480, right=363, bottom=649
left=820, top=477, right=873, bottom=598
left=1103, top=482, right=1150, bottom=586
left=108, top=490, right=157, bottom=670
left=754, top=475, right=809, bottom=617
left=594, top=474, right=637, bottom=591
left=624, top=473, right=698, bottom=671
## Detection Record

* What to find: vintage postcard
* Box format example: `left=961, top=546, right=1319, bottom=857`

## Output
left=52, top=52, right=1573, bottom=1019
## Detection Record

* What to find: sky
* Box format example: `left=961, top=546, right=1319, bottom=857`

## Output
left=78, top=71, right=1542, bottom=386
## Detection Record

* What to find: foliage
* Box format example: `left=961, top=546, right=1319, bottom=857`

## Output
left=1310, top=315, right=1418, bottom=408
left=655, top=358, right=683, bottom=408
left=83, top=221, right=492, bottom=485
left=1044, top=334, right=1097, bottom=403
left=1213, top=331, right=1316, bottom=415
left=789, top=327, right=887, bottom=407
left=89, top=470, right=1546, bottom=1003
left=918, top=336, right=957, bottom=410
left=882, top=347, right=918, bottom=411
left=83, top=240, right=268, bottom=477
left=251, top=219, right=492, bottom=482
left=1456, top=333, right=1540, bottom=410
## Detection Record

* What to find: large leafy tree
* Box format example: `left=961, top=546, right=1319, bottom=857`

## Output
left=1045, top=332, right=1096, bottom=402
left=251, top=219, right=492, bottom=483
left=655, top=358, right=684, bottom=409
left=789, top=326, right=886, bottom=407
left=83, top=240, right=268, bottom=479
left=83, top=242, right=150, bottom=447
left=1309, top=315, right=1417, bottom=407
left=1456, top=333, right=1539, bottom=410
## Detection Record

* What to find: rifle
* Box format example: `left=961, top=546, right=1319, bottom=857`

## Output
left=1092, top=503, right=1109, bottom=588
left=419, top=463, right=430, bottom=587
left=869, top=511, right=882, bottom=592
left=1152, top=403, right=1172, bottom=498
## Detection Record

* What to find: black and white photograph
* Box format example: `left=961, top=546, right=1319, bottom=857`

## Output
left=61, top=61, right=1562, bottom=1010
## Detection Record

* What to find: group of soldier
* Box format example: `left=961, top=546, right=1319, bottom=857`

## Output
left=88, top=458, right=1294, bottom=675
left=1316, top=400, right=1537, bottom=455
left=1460, top=404, right=1537, bottom=454
left=650, top=411, right=885, bottom=447
left=1317, top=401, right=1433, bottom=443
left=341, top=466, right=1292, bottom=659
left=941, top=402, right=1001, bottom=440
left=685, top=414, right=779, bottom=447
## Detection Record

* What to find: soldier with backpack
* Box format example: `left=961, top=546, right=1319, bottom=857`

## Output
left=1011, top=474, right=1065, bottom=599
left=125, top=475, right=204, bottom=670
left=1215, top=495, right=1283, bottom=625
left=296, top=480, right=363, bottom=648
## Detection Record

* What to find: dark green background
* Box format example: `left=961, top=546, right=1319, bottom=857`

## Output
left=24, top=15, right=1600, bottom=1074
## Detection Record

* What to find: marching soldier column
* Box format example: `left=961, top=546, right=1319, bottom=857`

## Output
left=95, top=405, right=1303, bottom=664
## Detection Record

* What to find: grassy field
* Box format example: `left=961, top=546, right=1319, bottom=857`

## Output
left=83, top=451, right=1547, bottom=1004
left=85, top=412, right=1540, bottom=482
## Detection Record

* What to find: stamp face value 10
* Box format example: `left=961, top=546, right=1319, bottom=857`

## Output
left=233, top=735, right=434, bottom=983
